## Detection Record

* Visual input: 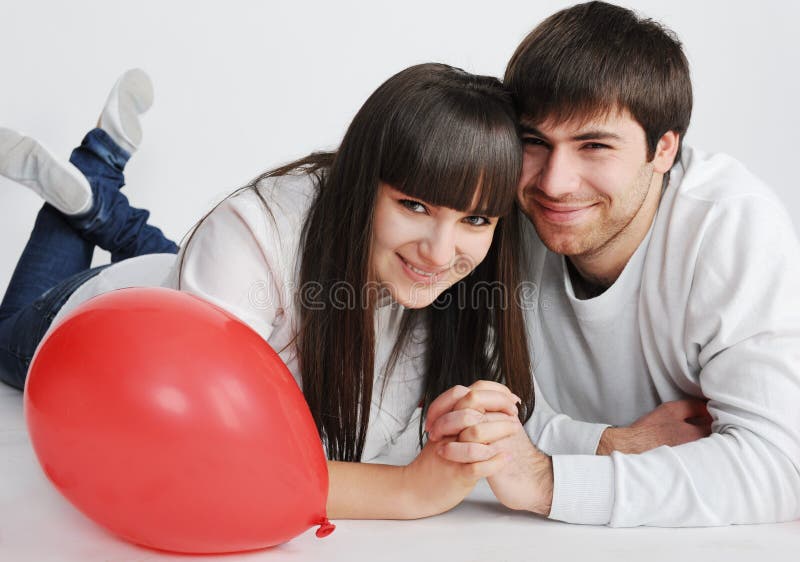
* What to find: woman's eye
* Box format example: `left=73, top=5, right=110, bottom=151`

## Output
left=463, top=216, right=492, bottom=226
left=399, top=199, right=428, bottom=214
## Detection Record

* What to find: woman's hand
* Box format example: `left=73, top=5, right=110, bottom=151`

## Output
left=385, top=380, right=518, bottom=518
left=325, top=382, right=514, bottom=521
left=400, top=432, right=510, bottom=519
left=326, top=381, right=521, bottom=521
left=327, top=421, right=512, bottom=520
left=426, top=380, right=521, bottom=441
left=425, top=380, right=554, bottom=516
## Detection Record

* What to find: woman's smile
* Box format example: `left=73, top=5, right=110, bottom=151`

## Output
left=397, top=253, right=448, bottom=285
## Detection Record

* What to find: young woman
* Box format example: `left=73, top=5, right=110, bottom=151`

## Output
left=0, top=64, right=533, bottom=519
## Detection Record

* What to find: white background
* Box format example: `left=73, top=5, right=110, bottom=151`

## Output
left=2, top=0, right=799, bottom=295
left=2, top=3, right=800, bottom=559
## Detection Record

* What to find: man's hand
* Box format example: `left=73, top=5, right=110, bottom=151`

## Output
left=596, top=398, right=712, bottom=455
left=451, top=415, right=554, bottom=515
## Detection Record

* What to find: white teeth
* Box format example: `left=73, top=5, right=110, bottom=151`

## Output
left=405, top=260, right=435, bottom=277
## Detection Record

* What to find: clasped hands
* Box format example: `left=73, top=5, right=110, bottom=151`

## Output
left=414, top=380, right=712, bottom=518
left=413, top=381, right=553, bottom=517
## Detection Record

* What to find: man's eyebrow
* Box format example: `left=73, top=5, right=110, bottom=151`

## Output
left=519, top=124, right=544, bottom=137
left=519, top=125, right=623, bottom=143
left=572, top=130, right=623, bottom=142
left=519, top=123, right=622, bottom=141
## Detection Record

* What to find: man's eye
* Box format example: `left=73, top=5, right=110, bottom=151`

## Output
left=463, top=216, right=492, bottom=226
left=399, top=199, right=428, bottom=213
left=522, top=137, right=547, bottom=147
left=584, top=142, right=610, bottom=150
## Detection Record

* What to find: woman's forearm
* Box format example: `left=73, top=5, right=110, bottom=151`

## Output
left=326, top=460, right=419, bottom=519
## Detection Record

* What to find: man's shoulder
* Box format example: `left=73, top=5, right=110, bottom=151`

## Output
left=671, top=146, right=783, bottom=210
left=653, top=146, right=795, bottom=250
left=646, top=146, right=798, bottom=286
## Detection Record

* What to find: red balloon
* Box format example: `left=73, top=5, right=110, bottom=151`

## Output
left=24, top=287, right=334, bottom=554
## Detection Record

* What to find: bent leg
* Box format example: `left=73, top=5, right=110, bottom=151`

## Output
left=67, top=128, right=179, bottom=262
left=0, top=126, right=175, bottom=321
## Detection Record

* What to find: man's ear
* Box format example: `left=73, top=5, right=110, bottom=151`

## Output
left=652, top=131, right=680, bottom=174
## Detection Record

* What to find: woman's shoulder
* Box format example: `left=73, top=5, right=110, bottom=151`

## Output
left=163, top=174, right=321, bottom=342
left=249, top=171, right=319, bottom=224
left=204, top=171, right=319, bottom=255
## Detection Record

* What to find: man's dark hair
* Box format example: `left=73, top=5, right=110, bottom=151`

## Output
left=505, top=1, right=693, bottom=161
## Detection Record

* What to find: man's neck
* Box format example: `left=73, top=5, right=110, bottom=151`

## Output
left=567, top=173, right=664, bottom=299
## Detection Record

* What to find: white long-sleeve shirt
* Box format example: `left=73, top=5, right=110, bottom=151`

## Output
left=520, top=146, right=800, bottom=526
left=51, top=173, right=427, bottom=464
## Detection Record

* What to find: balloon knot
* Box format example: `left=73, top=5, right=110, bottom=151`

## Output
left=315, top=518, right=336, bottom=538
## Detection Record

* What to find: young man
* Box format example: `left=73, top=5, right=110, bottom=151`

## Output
left=427, top=1, right=800, bottom=526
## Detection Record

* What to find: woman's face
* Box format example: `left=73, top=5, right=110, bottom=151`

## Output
left=371, top=182, right=499, bottom=308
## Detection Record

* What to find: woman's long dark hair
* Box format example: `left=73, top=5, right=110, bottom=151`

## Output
left=182, top=64, right=533, bottom=461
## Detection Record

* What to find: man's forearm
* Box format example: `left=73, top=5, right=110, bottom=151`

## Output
left=596, top=426, right=670, bottom=455
left=596, top=416, right=710, bottom=455
left=597, top=427, right=627, bottom=455
left=527, top=455, right=554, bottom=516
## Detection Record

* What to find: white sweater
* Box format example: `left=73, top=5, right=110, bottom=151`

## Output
left=521, top=146, right=800, bottom=526
left=52, top=173, right=427, bottom=464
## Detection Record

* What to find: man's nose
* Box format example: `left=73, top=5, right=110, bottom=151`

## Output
left=537, top=147, right=581, bottom=198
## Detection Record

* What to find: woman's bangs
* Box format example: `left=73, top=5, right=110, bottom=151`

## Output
left=380, top=100, right=521, bottom=217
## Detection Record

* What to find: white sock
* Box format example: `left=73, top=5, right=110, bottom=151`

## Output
left=0, top=128, right=93, bottom=216
left=98, top=68, right=154, bottom=154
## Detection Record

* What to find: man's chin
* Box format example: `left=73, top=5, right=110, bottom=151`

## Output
left=531, top=219, right=591, bottom=257
left=541, top=238, right=589, bottom=257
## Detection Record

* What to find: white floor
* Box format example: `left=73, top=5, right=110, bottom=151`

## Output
left=2, top=382, right=799, bottom=562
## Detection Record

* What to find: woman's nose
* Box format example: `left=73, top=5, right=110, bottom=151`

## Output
left=418, top=223, right=456, bottom=268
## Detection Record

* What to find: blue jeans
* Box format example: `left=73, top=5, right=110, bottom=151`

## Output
left=0, top=128, right=178, bottom=390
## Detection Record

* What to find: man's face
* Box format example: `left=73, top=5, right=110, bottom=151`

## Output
left=517, top=109, right=658, bottom=258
